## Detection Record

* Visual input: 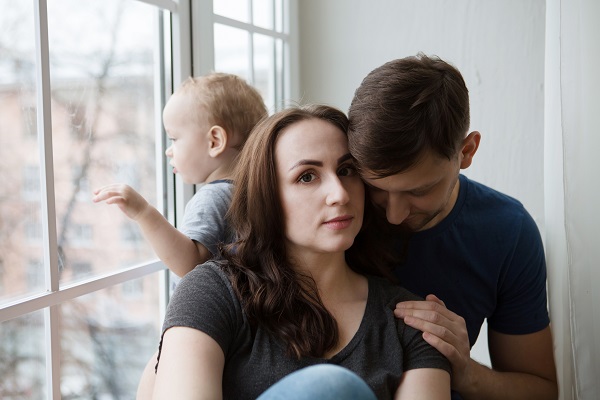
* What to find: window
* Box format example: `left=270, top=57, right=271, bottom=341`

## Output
left=24, top=220, right=43, bottom=243
left=22, top=105, right=38, bottom=138
left=0, top=0, right=295, bottom=398
left=0, top=0, right=172, bottom=397
left=193, top=0, right=296, bottom=113
left=70, top=262, right=92, bottom=281
left=121, top=222, right=144, bottom=247
left=22, top=165, right=41, bottom=200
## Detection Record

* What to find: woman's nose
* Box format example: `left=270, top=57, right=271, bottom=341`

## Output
left=325, top=177, right=350, bottom=206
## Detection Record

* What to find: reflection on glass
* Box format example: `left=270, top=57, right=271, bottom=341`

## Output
left=0, top=311, right=46, bottom=399
left=253, top=34, right=275, bottom=110
left=213, top=0, right=249, bottom=23
left=214, top=24, right=250, bottom=82
left=0, top=0, right=46, bottom=303
left=253, top=0, right=273, bottom=30
left=45, top=0, right=159, bottom=284
left=60, top=275, right=161, bottom=398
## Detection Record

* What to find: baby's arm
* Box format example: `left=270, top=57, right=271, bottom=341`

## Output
left=93, top=184, right=210, bottom=276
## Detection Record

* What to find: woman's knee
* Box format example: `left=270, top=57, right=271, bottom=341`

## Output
left=257, top=364, right=377, bottom=400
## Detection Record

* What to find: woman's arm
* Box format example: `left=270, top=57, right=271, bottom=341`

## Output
left=394, top=368, right=450, bottom=400
left=152, top=326, right=225, bottom=400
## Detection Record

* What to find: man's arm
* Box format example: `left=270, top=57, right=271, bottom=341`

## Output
left=93, top=184, right=210, bottom=276
left=395, top=296, right=558, bottom=400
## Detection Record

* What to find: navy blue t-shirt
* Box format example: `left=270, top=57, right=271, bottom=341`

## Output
left=393, top=174, right=550, bottom=399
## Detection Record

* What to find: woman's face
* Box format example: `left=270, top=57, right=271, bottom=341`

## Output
left=274, top=118, right=365, bottom=260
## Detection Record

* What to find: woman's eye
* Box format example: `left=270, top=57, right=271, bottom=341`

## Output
left=299, top=172, right=316, bottom=183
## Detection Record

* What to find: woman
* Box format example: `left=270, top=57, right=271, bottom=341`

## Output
left=150, top=105, right=451, bottom=399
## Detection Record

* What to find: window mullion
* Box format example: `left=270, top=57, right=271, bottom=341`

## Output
left=34, top=0, right=61, bottom=398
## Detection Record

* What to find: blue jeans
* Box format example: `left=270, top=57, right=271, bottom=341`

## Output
left=256, top=364, right=377, bottom=400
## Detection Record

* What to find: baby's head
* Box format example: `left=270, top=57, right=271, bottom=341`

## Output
left=163, top=73, right=267, bottom=184
left=177, top=73, right=267, bottom=149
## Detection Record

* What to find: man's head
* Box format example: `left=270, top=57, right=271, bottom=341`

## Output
left=348, top=53, right=480, bottom=231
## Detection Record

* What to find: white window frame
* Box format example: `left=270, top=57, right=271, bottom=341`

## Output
left=0, top=0, right=182, bottom=398
left=0, top=0, right=296, bottom=398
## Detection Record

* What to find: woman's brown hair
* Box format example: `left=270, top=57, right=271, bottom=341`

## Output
left=222, top=104, right=395, bottom=359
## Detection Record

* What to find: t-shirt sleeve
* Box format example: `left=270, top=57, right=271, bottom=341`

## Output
left=392, top=288, right=451, bottom=374
left=158, top=262, right=242, bottom=360
left=180, top=183, right=232, bottom=257
left=488, top=209, right=550, bottom=334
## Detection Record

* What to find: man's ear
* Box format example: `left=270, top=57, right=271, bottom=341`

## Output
left=208, top=126, right=228, bottom=157
left=459, top=131, right=481, bottom=169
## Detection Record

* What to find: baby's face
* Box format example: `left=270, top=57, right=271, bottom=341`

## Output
left=163, top=93, right=214, bottom=184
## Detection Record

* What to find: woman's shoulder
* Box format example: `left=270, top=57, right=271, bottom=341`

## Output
left=175, top=260, right=235, bottom=299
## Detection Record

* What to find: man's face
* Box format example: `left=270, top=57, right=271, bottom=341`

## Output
left=362, top=150, right=461, bottom=232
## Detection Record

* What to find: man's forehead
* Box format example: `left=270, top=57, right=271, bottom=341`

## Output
left=360, top=171, right=397, bottom=190
left=360, top=168, right=441, bottom=193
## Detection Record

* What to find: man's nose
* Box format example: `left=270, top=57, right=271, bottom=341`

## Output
left=385, top=194, right=410, bottom=225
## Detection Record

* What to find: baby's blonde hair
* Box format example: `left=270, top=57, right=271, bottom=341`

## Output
left=176, top=73, right=267, bottom=149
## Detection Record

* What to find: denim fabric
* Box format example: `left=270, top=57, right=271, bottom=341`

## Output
left=257, top=364, right=377, bottom=400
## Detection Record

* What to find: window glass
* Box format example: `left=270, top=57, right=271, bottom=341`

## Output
left=214, top=23, right=250, bottom=82
left=253, top=33, right=276, bottom=110
left=45, top=0, right=159, bottom=285
left=275, top=0, right=284, bottom=33
left=0, top=0, right=45, bottom=302
left=275, top=38, right=285, bottom=110
left=60, top=275, right=161, bottom=398
left=252, top=0, right=273, bottom=30
left=0, top=311, right=46, bottom=399
left=213, top=0, right=249, bottom=23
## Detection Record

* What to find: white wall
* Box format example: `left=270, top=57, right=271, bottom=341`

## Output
left=297, top=0, right=546, bottom=365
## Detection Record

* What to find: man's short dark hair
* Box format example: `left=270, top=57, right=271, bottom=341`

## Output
left=348, top=53, right=470, bottom=177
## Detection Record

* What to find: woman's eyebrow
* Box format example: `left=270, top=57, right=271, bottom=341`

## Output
left=288, top=159, right=322, bottom=171
left=288, top=153, right=352, bottom=171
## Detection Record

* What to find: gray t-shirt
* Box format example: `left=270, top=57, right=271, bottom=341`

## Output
left=159, top=262, right=450, bottom=399
left=180, top=180, right=234, bottom=257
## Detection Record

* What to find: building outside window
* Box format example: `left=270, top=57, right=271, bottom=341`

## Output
left=0, top=0, right=295, bottom=398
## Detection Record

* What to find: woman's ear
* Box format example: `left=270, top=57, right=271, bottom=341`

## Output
left=208, top=126, right=228, bottom=157
left=459, top=131, right=481, bottom=169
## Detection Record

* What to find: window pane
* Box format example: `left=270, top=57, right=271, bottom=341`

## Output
left=252, top=0, right=273, bottom=30
left=0, top=0, right=46, bottom=302
left=46, top=0, right=160, bottom=284
left=275, top=38, right=285, bottom=111
left=275, top=0, right=284, bottom=32
left=60, top=275, right=162, bottom=398
left=214, top=0, right=249, bottom=23
left=214, top=23, right=250, bottom=81
left=253, top=33, right=275, bottom=110
left=0, top=311, right=46, bottom=399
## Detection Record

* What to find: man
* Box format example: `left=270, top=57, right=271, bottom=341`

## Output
left=347, top=53, right=557, bottom=399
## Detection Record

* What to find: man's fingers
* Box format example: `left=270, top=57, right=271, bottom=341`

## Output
left=395, top=300, right=455, bottom=321
left=422, top=331, right=462, bottom=363
left=425, top=294, right=445, bottom=307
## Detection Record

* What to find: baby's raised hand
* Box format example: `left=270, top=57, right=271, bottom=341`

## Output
left=92, top=184, right=149, bottom=220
